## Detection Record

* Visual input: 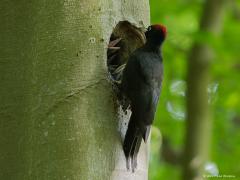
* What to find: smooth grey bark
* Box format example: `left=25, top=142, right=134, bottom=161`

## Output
left=0, top=0, right=150, bottom=179
left=183, top=0, right=226, bottom=179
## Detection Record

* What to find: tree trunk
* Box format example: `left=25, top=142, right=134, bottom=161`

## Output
left=0, top=1, right=150, bottom=179
left=183, top=0, right=226, bottom=179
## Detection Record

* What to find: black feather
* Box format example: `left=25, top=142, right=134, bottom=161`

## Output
left=121, top=24, right=166, bottom=172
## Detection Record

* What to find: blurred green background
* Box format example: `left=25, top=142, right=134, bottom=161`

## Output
left=149, top=0, right=240, bottom=179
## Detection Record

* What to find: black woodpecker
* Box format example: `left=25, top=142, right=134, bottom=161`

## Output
left=121, top=24, right=167, bottom=172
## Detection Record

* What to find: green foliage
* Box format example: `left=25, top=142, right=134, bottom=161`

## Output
left=149, top=0, right=240, bottom=179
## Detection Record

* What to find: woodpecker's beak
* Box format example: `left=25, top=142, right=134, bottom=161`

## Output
left=108, top=38, right=121, bottom=49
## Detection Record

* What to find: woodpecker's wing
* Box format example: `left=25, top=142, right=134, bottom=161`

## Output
left=122, top=49, right=163, bottom=171
left=122, top=51, right=158, bottom=133
left=121, top=52, right=143, bottom=93
left=137, top=51, right=163, bottom=120
left=122, top=52, right=151, bottom=116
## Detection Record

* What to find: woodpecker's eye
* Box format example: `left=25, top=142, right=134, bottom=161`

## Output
left=147, top=26, right=152, bottom=31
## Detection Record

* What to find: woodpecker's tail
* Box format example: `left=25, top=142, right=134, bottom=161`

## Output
left=123, top=114, right=142, bottom=172
left=143, top=125, right=151, bottom=143
left=130, top=133, right=142, bottom=172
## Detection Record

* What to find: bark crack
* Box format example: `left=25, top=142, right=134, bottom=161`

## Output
left=45, top=78, right=106, bottom=116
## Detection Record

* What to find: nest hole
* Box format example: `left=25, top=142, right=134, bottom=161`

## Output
left=107, top=21, right=146, bottom=112
left=107, top=21, right=146, bottom=85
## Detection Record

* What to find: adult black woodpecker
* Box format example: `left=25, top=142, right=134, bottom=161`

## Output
left=121, top=24, right=167, bottom=171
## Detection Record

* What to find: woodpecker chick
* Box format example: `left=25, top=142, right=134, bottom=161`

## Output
left=121, top=24, right=167, bottom=172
